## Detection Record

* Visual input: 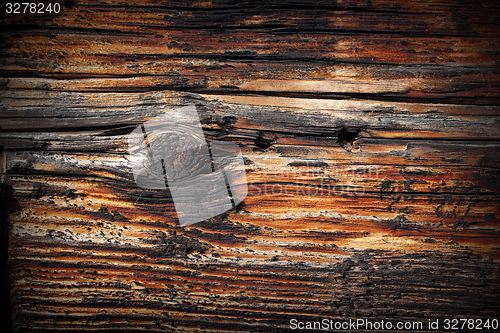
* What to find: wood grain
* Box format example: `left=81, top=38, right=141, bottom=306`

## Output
left=1, top=0, right=500, bottom=332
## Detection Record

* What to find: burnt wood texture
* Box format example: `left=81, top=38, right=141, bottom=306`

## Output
left=1, top=0, right=500, bottom=332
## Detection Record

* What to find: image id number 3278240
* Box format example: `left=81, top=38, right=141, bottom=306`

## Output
left=443, top=318, right=498, bottom=330
left=5, top=2, right=60, bottom=14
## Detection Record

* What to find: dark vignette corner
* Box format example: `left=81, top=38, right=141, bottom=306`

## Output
left=0, top=146, right=16, bottom=333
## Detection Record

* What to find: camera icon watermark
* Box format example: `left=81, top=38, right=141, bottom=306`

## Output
left=128, top=105, right=247, bottom=226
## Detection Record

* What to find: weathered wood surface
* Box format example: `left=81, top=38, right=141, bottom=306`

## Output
left=1, top=0, right=500, bottom=332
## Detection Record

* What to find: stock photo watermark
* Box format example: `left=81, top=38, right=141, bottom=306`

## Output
left=289, top=318, right=499, bottom=331
left=247, top=161, right=379, bottom=198
left=128, top=104, right=378, bottom=226
left=128, top=104, right=247, bottom=226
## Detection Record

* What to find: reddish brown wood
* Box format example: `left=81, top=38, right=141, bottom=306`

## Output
left=1, top=0, right=499, bottom=332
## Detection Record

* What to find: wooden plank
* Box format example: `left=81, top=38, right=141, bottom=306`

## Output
left=1, top=92, right=500, bottom=141
left=1, top=0, right=500, bottom=332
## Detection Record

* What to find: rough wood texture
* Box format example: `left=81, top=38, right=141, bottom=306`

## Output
left=1, top=0, right=500, bottom=332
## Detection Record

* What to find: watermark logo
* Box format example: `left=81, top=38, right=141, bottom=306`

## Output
left=248, top=161, right=379, bottom=198
left=128, top=104, right=247, bottom=226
